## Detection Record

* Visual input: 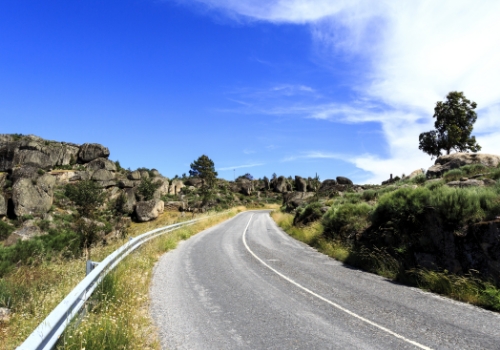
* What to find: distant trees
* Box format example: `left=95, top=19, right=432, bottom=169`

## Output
left=419, top=91, right=481, bottom=158
left=243, top=173, right=253, bottom=181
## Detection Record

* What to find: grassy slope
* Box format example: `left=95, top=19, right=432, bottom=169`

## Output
left=1, top=205, right=279, bottom=350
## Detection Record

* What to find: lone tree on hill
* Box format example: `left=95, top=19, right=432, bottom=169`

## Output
left=190, top=154, right=218, bottom=191
left=419, top=91, right=481, bottom=159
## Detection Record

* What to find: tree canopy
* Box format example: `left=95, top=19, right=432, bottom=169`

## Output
left=419, top=91, right=481, bottom=158
left=190, top=154, right=218, bottom=190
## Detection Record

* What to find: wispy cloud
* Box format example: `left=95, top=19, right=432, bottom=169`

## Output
left=183, top=0, right=500, bottom=183
left=282, top=151, right=347, bottom=162
left=218, top=163, right=264, bottom=171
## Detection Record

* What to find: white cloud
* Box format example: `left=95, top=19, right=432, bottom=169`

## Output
left=218, top=163, right=264, bottom=171
left=184, top=0, right=500, bottom=182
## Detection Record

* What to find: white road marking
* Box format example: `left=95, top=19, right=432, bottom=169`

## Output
left=242, top=214, right=433, bottom=350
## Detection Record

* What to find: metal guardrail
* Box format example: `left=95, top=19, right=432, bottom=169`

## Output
left=17, top=213, right=225, bottom=350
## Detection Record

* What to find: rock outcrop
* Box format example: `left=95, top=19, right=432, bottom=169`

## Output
left=271, top=176, right=289, bottom=193
left=169, top=179, right=185, bottom=195
left=336, top=176, right=353, bottom=185
left=231, top=178, right=253, bottom=196
left=427, top=153, right=500, bottom=178
left=4, top=221, right=44, bottom=247
left=283, top=191, right=315, bottom=211
left=12, top=174, right=55, bottom=216
left=294, top=176, right=307, bottom=192
left=135, top=199, right=164, bottom=222
left=0, top=193, right=6, bottom=216
left=78, top=143, right=110, bottom=163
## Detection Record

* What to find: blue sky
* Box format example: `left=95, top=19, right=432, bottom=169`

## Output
left=2, top=1, right=500, bottom=184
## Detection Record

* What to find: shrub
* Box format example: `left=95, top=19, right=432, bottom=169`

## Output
left=411, top=174, right=427, bottom=185
left=361, top=189, right=377, bottom=201
left=137, top=177, right=161, bottom=201
left=322, top=202, right=372, bottom=239
left=294, top=202, right=323, bottom=226
left=443, top=169, right=464, bottom=182
left=461, top=164, right=487, bottom=176
left=0, top=221, right=15, bottom=240
left=65, top=180, right=105, bottom=217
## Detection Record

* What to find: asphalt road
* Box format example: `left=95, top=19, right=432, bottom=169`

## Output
left=150, top=210, right=500, bottom=350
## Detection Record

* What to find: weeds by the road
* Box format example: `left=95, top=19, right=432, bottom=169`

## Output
left=271, top=211, right=500, bottom=312
left=1, top=207, right=259, bottom=350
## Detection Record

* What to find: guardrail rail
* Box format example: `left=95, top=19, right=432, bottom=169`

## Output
left=17, top=212, right=226, bottom=350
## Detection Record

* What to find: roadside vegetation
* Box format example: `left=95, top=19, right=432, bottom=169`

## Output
left=271, top=165, right=500, bottom=312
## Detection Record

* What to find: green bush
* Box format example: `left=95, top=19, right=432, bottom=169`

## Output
left=372, top=187, right=431, bottom=229
left=294, top=202, right=323, bottom=226
left=0, top=221, right=15, bottom=240
left=411, top=174, right=427, bottom=185
left=322, top=202, right=372, bottom=239
left=65, top=180, right=105, bottom=217
left=361, top=189, right=377, bottom=201
left=490, top=169, right=500, bottom=180
left=137, top=177, right=161, bottom=201
left=443, top=169, right=464, bottom=182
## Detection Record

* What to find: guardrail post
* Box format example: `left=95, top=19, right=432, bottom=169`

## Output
left=86, top=260, right=99, bottom=276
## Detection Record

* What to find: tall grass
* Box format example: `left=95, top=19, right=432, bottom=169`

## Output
left=1, top=206, right=259, bottom=350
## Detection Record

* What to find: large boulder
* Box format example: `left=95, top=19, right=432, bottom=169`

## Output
left=92, top=169, right=115, bottom=181
left=123, top=188, right=137, bottom=213
left=272, top=176, right=289, bottom=193
left=427, top=153, right=500, bottom=178
left=78, top=143, right=110, bottom=163
left=0, top=135, right=80, bottom=171
left=319, top=179, right=337, bottom=192
left=294, top=176, right=307, bottom=192
left=0, top=193, right=6, bottom=216
left=4, top=222, right=44, bottom=247
left=336, top=176, right=353, bottom=185
left=12, top=174, right=55, bottom=217
left=135, top=199, right=164, bottom=222
left=231, top=178, right=254, bottom=196
left=49, top=170, right=78, bottom=185
left=13, top=149, right=52, bottom=169
left=0, top=172, right=7, bottom=188
left=140, top=170, right=149, bottom=179
left=11, top=165, right=41, bottom=183
left=164, top=201, right=186, bottom=212
left=150, top=169, right=161, bottom=177
left=407, top=169, right=424, bottom=179
left=128, top=170, right=141, bottom=180
left=169, top=179, right=185, bottom=195
left=185, top=178, right=203, bottom=188
left=283, top=191, right=315, bottom=211
left=85, top=157, right=117, bottom=172
left=153, top=177, right=170, bottom=198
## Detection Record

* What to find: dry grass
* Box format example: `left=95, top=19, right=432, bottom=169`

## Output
left=0, top=205, right=271, bottom=350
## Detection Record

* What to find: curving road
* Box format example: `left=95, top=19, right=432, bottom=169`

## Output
left=150, top=211, right=500, bottom=350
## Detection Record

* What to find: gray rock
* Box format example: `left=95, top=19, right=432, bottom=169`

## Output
left=135, top=199, right=164, bottom=222
left=336, top=176, right=353, bottom=185
left=271, top=176, right=288, bottom=193
left=169, top=179, right=185, bottom=195
left=231, top=179, right=254, bottom=196
left=0, top=193, right=6, bottom=216
left=427, top=152, right=500, bottom=178
left=70, top=171, right=92, bottom=181
left=92, top=169, right=115, bottom=181
left=447, top=179, right=484, bottom=188
left=13, top=149, right=52, bottom=169
left=140, top=170, right=149, bottom=179
left=282, top=191, right=315, bottom=210
left=78, top=143, right=110, bottom=163
left=95, top=180, right=117, bottom=188
left=128, top=170, right=141, bottom=180
left=319, top=179, right=337, bottom=192
left=12, top=175, right=54, bottom=217
left=0, top=172, right=7, bottom=188
left=295, top=176, right=307, bottom=192
left=164, top=201, right=186, bottom=212
left=0, top=307, right=11, bottom=323
left=4, top=222, right=44, bottom=247
left=11, top=165, right=40, bottom=183
left=118, top=179, right=141, bottom=188
left=150, top=169, right=161, bottom=177
left=85, top=157, right=117, bottom=172
left=123, top=188, right=137, bottom=213
left=185, top=178, right=203, bottom=188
